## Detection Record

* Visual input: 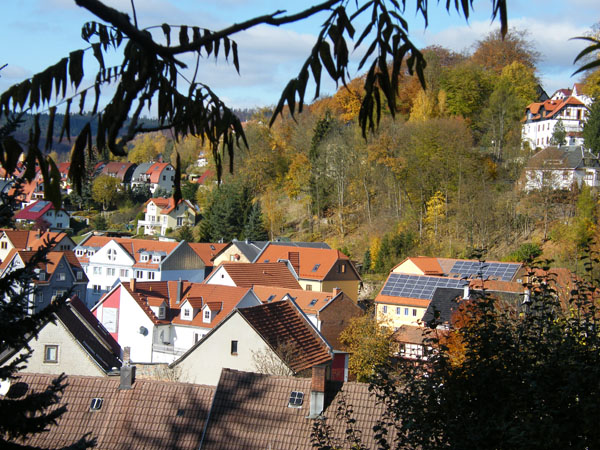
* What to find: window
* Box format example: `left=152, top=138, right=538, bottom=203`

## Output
left=183, top=308, right=190, bottom=317
left=76, top=271, right=83, bottom=280
left=412, top=308, right=417, bottom=317
left=141, top=254, right=149, bottom=262
left=396, top=307, right=401, bottom=315
left=44, top=345, right=58, bottom=363
left=106, top=268, right=115, bottom=276
left=148, top=272, right=155, bottom=280
left=311, top=264, right=320, bottom=272
left=231, top=340, right=238, bottom=355
left=152, top=255, right=162, bottom=263
left=107, top=248, right=117, bottom=261
left=58, top=272, right=66, bottom=281
left=163, top=216, right=167, bottom=224
left=194, top=333, right=200, bottom=343
left=0, top=241, right=6, bottom=249
left=120, top=269, right=129, bottom=277
left=93, top=285, right=102, bottom=293
left=306, top=284, right=312, bottom=291
left=309, top=298, right=318, bottom=306
left=288, top=391, right=304, bottom=407
left=135, top=270, right=143, bottom=279
left=158, top=306, right=165, bottom=319
left=93, top=266, right=101, bottom=275
left=76, top=249, right=84, bottom=256
left=204, top=310, right=210, bottom=320
left=38, top=272, right=46, bottom=281
left=230, top=255, right=236, bottom=261
left=404, top=308, right=409, bottom=316
left=383, top=305, right=388, bottom=314
left=177, top=217, right=183, bottom=226
left=341, top=263, right=346, bottom=273
left=90, top=398, right=103, bottom=411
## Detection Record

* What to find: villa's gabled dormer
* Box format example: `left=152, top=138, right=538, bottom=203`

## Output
left=201, top=302, right=223, bottom=323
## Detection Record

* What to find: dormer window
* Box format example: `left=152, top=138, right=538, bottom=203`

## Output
left=152, top=255, right=162, bottom=263
left=158, top=306, right=166, bottom=319
left=203, top=309, right=210, bottom=322
left=141, top=254, right=149, bottom=262
left=38, top=272, right=46, bottom=281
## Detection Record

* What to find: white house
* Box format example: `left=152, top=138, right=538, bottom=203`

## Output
left=522, top=83, right=592, bottom=150
left=74, top=235, right=207, bottom=307
left=130, top=162, right=176, bottom=194
left=92, top=280, right=261, bottom=363
left=136, top=197, right=198, bottom=236
left=522, top=145, right=600, bottom=191
left=13, top=200, right=71, bottom=230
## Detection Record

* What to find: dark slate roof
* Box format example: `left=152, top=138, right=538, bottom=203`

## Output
left=200, top=369, right=395, bottom=450
left=270, top=240, right=331, bottom=249
left=238, top=301, right=332, bottom=373
left=8, top=373, right=215, bottom=450
left=230, top=239, right=269, bottom=262
left=422, top=287, right=463, bottom=326
left=527, top=146, right=600, bottom=170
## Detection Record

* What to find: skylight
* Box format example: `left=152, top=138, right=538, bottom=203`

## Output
left=309, top=298, right=318, bottom=306
left=311, top=264, right=320, bottom=272
left=90, top=398, right=103, bottom=411
left=288, top=391, right=304, bottom=408
left=267, top=294, right=276, bottom=302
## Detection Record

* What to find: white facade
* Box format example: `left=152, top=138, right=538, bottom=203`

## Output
left=203, top=265, right=237, bottom=286
left=173, top=312, right=280, bottom=385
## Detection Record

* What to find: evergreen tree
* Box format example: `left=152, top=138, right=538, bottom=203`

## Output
left=200, top=181, right=254, bottom=242
left=583, top=100, right=600, bottom=154
left=551, top=118, right=567, bottom=146
left=243, top=202, right=268, bottom=241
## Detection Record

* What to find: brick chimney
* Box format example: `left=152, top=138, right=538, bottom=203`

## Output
left=130, top=278, right=136, bottom=291
left=288, top=251, right=300, bottom=275
left=119, top=364, right=136, bottom=390
left=309, top=364, right=328, bottom=418
left=332, top=287, right=342, bottom=297
left=122, top=346, right=131, bottom=364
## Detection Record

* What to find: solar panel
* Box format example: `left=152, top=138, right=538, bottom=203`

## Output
left=381, top=273, right=467, bottom=300
left=449, top=260, right=519, bottom=281
left=30, top=201, right=49, bottom=212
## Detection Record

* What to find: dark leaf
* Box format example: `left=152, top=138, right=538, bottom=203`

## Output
left=46, top=157, right=62, bottom=210
left=162, top=23, right=171, bottom=47
left=92, top=43, right=105, bottom=69
left=59, top=99, right=72, bottom=143
left=1, top=136, right=23, bottom=175
left=179, top=25, right=189, bottom=46
left=68, top=49, right=85, bottom=89
left=319, top=41, right=338, bottom=80
left=45, top=106, right=56, bottom=151
left=78, top=91, right=87, bottom=115
left=68, top=122, right=91, bottom=195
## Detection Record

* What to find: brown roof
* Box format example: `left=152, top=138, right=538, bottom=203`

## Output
left=212, top=262, right=302, bottom=289
left=394, top=256, right=444, bottom=275
left=256, top=246, right=359, bottom=281
left=200, top=368, right=394, bottom=450
left=252, top=285, right=336, bottom=314
left=238, top=301, right=332, bottom=373
left=0, top=229, right=69, bottom=251
left=374, top=294, right=431, bottom=308
left=393, top=325, right=430, bottom=345
left=188, top=242, right=228, bottom=265
left=10, top=373, right=214, bottom=450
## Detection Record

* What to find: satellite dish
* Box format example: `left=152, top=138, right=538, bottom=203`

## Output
left=139, top=326, right=148, bottom=336
left=0, top=378, right=11, bottom=396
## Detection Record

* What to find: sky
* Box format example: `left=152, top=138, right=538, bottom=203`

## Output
left=1, top=0, right=599, bottom=111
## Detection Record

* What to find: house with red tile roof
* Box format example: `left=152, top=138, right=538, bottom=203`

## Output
left=99, top=161, right=137, bottom=185
left=0, top=229, right=75, bottom=262
left=74, top=235, right=208, bottom=307
left=522, top=83, right=592, bottom=150
left=8, top=372, right=215, bottom=450
left=255, top=245, right=362, bottom=301
left=130, top=161, right=175, bottom=194
left=137, top=197, right=198, bottom=236
left=188, top=242, right=227, bottom=268
left=375, top=257, right=524, bottom=328
left=0, top=296, right=122, bottom=376
left=13, top=200, right=71, bottom=230
left=92, top=279, right=261, bottom=363
left=252, top=285, right=363, bottom=351
left=203, top=262, right=302, bottom=290
left=171, top=298, right=333, bottom=385
left=0, top=249, right=88, bottom=313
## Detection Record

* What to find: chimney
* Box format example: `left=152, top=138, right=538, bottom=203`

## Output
left=309, top=364, right=328, bottom=418
left=463, top=283, right=470, bottom=300
left=119, top=364, right=136, bottom=390
left=122, top=346, right=131, bottom=364
left=332, top=287, right=341, bottom=297
left=176, top=278, right=182, bottom=304
left=130, top=278, right=136, bottom=291
left=288, top=251, right=300, bottom=275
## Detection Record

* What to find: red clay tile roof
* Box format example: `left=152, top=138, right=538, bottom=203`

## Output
left=145, top=197, right=195, bottom=215
left=374, top=294, right=431, bottom=308
left=101, top=161, right=135, bottom=181
left=252, top=285, right=336, bottom=314
left=238, top=300, right=332, bottom=373
left=10, top=373, right=214, bottom=450
left=188, top=242, right=227, bottom=265
left=77, top=236, right=180, bottom=267
left=256, top=246, right=357, bottom=281
left=147, top=162, right=172, bottom=184
left=393, top=325, right=429, bottom=345
left=0, top=250, right=83, bottom=281
left=212, top=262, right=302, bottom=289
left=395, top=256, right=443, bottom=275
left=200, top=369, right=394, bottom=450
left=469, top=279, right=524, bottom=293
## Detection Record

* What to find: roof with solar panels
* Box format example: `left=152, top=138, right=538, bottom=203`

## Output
left=375, top=257, right=523, bottom=305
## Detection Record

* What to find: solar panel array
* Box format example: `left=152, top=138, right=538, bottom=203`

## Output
left=381, top=274, right=467, bottom=300
left=30, top=201, right=49, bottom=212
left=450, top=260, right=519, bottom=281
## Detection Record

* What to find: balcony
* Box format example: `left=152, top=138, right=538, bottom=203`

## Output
left=152, top=343, right=187, bottom=356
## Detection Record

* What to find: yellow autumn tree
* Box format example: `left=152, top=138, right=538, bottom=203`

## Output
left=424, top=191, right=446, bottom=240
left=369, top=236, right=381, bottom=272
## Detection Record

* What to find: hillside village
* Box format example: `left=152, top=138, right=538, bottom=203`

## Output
left=3, top=0, right=600, bottom=447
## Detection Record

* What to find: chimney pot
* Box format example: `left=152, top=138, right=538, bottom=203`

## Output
left=123, top=346, right=131, bottom=363
left=463, top=283, right=470, bottom=300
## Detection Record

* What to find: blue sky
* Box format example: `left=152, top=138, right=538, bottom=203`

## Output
left=1, top=0, right=599, bottom=110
